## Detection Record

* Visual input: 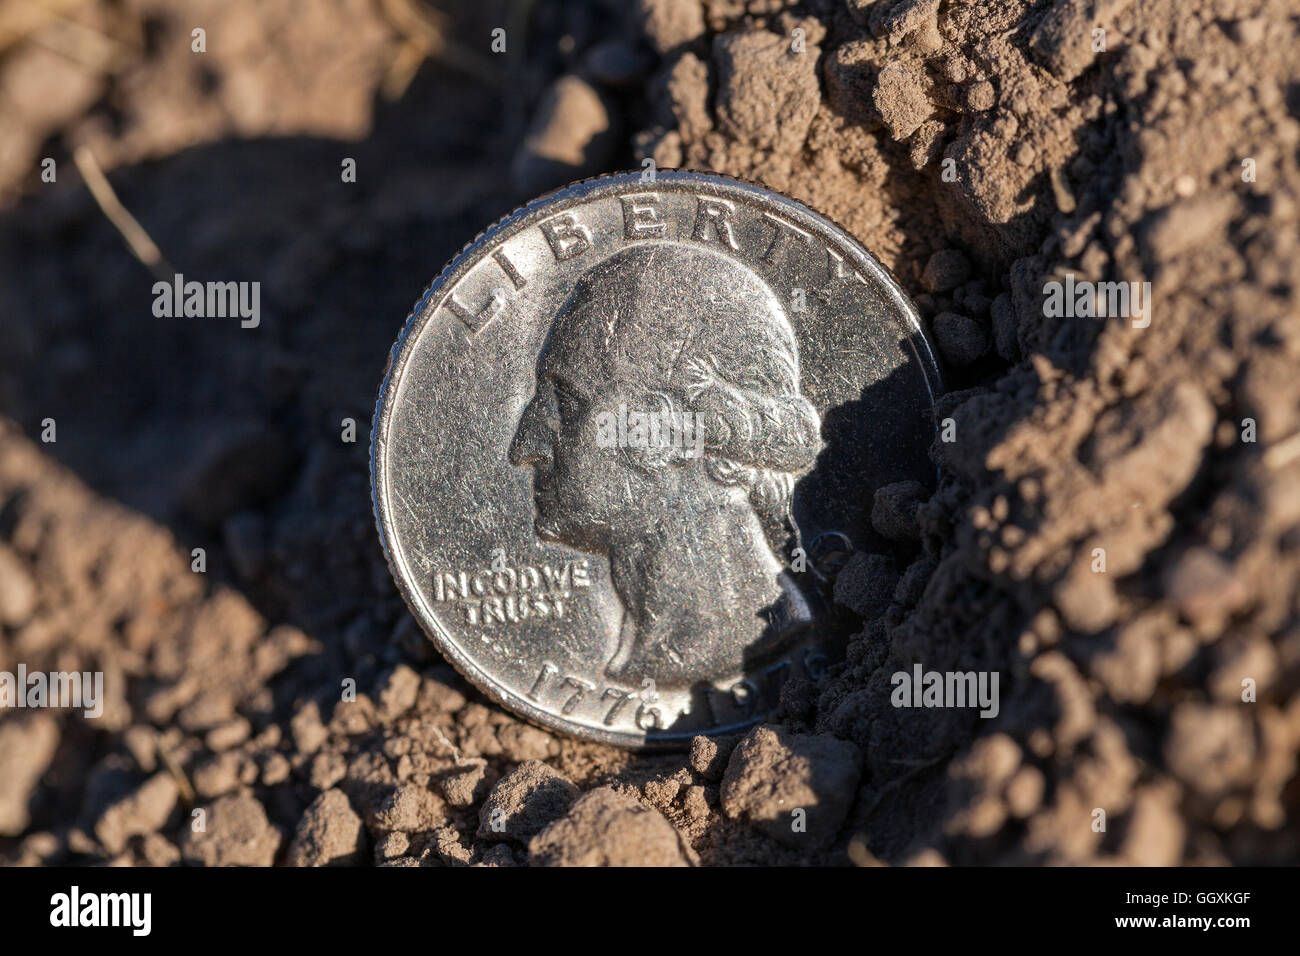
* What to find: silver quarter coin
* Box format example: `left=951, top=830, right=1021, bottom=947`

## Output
left=372, top=171, right=942, bottom=748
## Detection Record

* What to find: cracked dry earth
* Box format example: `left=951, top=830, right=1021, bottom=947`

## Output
left=1, top=0, right=1298, bottom=866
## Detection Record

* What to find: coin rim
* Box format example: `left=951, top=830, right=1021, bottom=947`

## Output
left=371, top=169, right=943, bottom=750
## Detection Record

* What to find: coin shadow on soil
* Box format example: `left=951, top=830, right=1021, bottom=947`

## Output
left=652, top=356, right=946, bottom=739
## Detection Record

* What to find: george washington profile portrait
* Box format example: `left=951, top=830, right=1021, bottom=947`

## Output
left=508, top=241, right=823, bottom=686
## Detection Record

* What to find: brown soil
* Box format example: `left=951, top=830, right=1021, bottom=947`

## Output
left=0, top=0, right=1297, bottom=866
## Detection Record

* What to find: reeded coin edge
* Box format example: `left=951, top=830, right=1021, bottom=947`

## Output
left=370, top=169, right=945, bottom=750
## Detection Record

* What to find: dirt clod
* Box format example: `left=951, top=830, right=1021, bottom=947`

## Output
left=512, top=76, right=617, bottom=195
left=182, top=793, right=282, bottom=867
left=477, top=760, right=580, bottom=843
left=0, top=715, right=59, bottom=835
left=529, top=787, right=694, bottom=867
left=714, top=29, right=821, bottom=154
left=287, top=789, right=365, bottom=867
left=932, top=312, right=990, bottom=367
left=721, top=724, right=861, bottom=849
